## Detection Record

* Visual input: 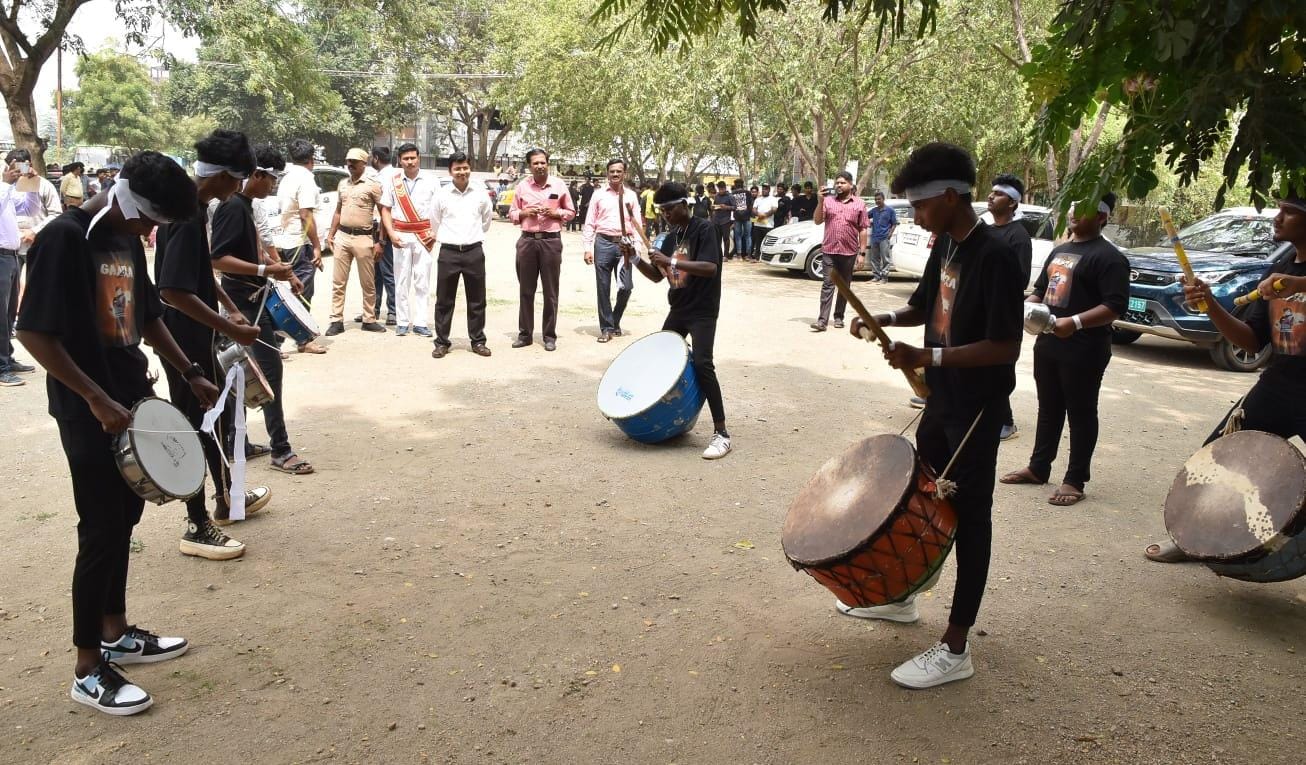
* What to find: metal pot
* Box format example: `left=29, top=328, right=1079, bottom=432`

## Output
left=1023, top=302, right=1057, bottom=335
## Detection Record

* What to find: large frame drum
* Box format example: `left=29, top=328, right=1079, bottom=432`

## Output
left=1163, top=430, right=1306, bottom=583
left=783, top=434, right=957, bottom=606
left=597, top=331, right=705, bottom=444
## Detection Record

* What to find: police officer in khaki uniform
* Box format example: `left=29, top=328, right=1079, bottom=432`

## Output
left=325, top=148, right=385, bottom=335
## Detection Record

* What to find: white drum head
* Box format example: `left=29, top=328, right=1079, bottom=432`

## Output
left=597, top=331, right=690, bottom=419
left=274, top=281, right=320, bottom=334
left=130, top=398, right=206, bottom=498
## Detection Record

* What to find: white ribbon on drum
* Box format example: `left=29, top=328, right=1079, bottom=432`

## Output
left=200, top=362, right=247, bottom=521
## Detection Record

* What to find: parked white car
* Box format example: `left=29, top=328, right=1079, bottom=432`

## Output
left=759, top=197, right=914, bottom=280
left=893, top=202, right=1055, bottom=289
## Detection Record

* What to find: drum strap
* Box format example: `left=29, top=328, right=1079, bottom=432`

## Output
left=1222, top=393, right=1247, bottom=436
left=932, top=408, right=986, bottom=500
left=201, top=363, right=248, bottom=521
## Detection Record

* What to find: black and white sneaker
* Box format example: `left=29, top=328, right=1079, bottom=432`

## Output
left=71, top=659, right=153, bottom=716
left=180, top=519, right=246, bottom=560
left=102, top=626, right=189, bottom=665
left=214, top=486, right=271, bottom=526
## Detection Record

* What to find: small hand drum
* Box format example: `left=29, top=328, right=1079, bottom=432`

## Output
left=1023, top=302, right=1056, bottom=335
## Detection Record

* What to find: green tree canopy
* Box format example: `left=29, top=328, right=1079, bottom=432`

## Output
left=66, top=48, right=210, bottom=153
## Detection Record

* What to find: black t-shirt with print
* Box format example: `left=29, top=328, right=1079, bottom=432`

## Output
left=210, top=193, right=264, bottom=308
left=1246, top=251, right=1306, bottom=388
left=17, top=208, right=162, bottom=420
left=657, top=216, right=722, bottom=320
left=990, top=220, right=1034, bottom=288
left=154, top=201, right=218, bottom=363
left=908, top=222, right=1025, bottom=412
left=731, top=189, right=752, bottom=222
left=792, top=194, right=815, bottom=222
left=1032, top=236, right=1131, bottom=367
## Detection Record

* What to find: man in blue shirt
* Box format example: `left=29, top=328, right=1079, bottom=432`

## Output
left=868, top=191, right=898, bottom=284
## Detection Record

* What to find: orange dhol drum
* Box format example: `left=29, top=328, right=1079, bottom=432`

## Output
left=783, top=434, right=957, bottom=606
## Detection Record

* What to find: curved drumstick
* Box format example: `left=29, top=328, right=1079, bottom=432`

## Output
left=830, top=271, right=930, bottom=399
left=1233, top=279, right=1287, bottom=307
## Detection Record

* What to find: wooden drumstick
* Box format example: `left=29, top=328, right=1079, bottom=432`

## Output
left=1233, top=279, right=1286, bottom=307
left=830, top=271, right=931, bottom=399
left=1161, top=209, right=1207, bottom=313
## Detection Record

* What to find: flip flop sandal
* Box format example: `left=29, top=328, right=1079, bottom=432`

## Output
left=1144, top=540, right=1192, bottom=563
left=298, top=342, right=327, bottom=354
left=1048, top=489, right=1085, bottom=506
left=1000, top=469, right=1047, bottom=485
left=271, top=454, right=315, bottom=475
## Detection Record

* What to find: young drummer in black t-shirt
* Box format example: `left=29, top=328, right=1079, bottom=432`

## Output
left=633, top=182, right=732, bottom=460
left=155, top=130, right=274, bottom=560
left=1146, top=193, right=1306, bottom=562
left=210, top=145, right=314, bottom=475
left=844, top=143, right=1024, bottom=689
left=17, top=151, right=221, bottom=716
left=1001, top=194, right=1129, bottom=505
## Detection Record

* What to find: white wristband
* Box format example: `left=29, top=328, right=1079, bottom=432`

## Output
left=883, top=310, right=897, bottom=327
left=257, top=264, right=266, bottom=277
left=932, top=347, right=943, bottom=367
left=670, top=256, right=678, bottom=270
left=1071, top=314, right=1084, bottom=331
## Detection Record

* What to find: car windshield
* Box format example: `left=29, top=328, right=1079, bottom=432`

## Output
left=1170, top=214, right=1276, bottom=256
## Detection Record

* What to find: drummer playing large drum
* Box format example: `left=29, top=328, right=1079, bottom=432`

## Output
left=1146, top=193, right=1306, bottom=564
left=632, top=182, right=732, bottom=460
left=846, top=144, right=1024, bottom=688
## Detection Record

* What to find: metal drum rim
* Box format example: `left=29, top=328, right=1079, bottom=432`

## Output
left=596, top=331, right=692, bottom=421
left=126, top=396, right=205, bottom=501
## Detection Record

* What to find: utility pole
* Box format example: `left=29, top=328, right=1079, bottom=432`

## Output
left=55, top=42, right=63, bottom=160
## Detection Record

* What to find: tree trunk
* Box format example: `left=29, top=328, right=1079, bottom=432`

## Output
left=4, top=88, right=45, bottom=168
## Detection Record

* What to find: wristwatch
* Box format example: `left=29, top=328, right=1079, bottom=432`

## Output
left=182, top=362, right=205, bottom=381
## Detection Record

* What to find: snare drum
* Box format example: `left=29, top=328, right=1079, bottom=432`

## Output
left=597, top=331, right=705, bottom=444
left=264, top=280, right=320, bottom=345
left=216, top=342, right=275, bottom=409
left=783, top=434, right=957, bottom=606
left=1164, top=430, right=1306, bottom=582
left=113, top=397, right=207, bottom=505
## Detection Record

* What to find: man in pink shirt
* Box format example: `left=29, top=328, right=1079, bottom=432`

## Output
left=811, top=171, right=869, bottom=331
left=510, top=148, right=576, bottom=351
left=582, top=159, right=644, bottom=343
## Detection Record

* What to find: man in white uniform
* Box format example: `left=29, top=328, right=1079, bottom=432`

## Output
left=379, top=143, right=439, bottom=337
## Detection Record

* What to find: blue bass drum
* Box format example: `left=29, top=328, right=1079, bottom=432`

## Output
left=597, top=331, right=705, bottom=443
left=264, top=280, right=320, bottom=346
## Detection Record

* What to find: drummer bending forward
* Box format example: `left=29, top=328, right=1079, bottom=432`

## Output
left=16, top=152, right=220, bottom=715
left=1146, top=193, right=1306, bottom=563
left=634, top=182, right=732, bottom=459
left=848, top=143, right=1024, bottom=688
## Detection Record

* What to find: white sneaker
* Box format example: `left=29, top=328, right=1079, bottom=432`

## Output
left=71, top=661, right=153, bottom=716
left=702, top=432, right=732, bottom=460
left=909, top=396, right=927, bottom=409
left=834, top=596, right=919, bottom=623
left=890, top=641, right=974, bottom=689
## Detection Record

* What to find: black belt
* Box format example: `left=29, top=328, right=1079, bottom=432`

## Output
left=440, top=242, right=482, bottom=252
left=521, top=231, right=561, bottom=240
left=598, top=233, right=623, bottom=243
left=338, top=224, right=374, bottom=236
left=0, top=247, right=16, bottom=256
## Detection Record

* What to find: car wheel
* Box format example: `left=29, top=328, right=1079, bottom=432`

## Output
left=1209, top=338, right=1271, bottom=372
left=1110, top=328, right=1142, bottom=345
left=804, top=250, right=825, bottom=281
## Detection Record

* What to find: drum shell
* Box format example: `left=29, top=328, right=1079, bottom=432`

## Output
left=265, top=283, right=320, bottom=345
left=598, top=332, right=706, bottom=444
left=1206, top=531, right=1306, bottom=583
left=1023, top=302, right=1055, bottom=335
left=111, top=398, right=205, bottom=505
left=216, top=343, right=275, bottom=409
left=783, top=435, right=958, bottom=607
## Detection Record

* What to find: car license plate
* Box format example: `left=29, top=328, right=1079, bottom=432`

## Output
left=1128, top=297, right=1146, bottom=312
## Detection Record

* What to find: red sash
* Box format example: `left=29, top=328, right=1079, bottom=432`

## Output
left=392, top=175, right=431, bottom=235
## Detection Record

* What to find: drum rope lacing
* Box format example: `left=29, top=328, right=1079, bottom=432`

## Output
left=897, top=407, right=985, bottom=500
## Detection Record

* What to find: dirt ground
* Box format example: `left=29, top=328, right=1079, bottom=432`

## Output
left=1, top=220, right=1302, bottom=765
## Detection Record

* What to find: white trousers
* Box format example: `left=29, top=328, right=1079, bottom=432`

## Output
left=394, top=240, right=432, bottom=329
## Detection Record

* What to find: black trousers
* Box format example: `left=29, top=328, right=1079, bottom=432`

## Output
left=751, top=226, right=771, bottom=258
left=817, top=253, right=857, bottom=323
left=280, top=244, right=316, bottom=306
left=163, top=342, right=230, bottom=526
left=1028, top=351, right=1108, bottom=490
left=375, top=241, right=395, bottom=318
left=1206, top=373, right=1306, bottom=446
left=716, top=223, right=733, bottom=259
left=59, top=417, right=147, bottom=649
left=516, top=237, right=562, bottom=342
left=662, top=313, right=726, bottom=427
left=236, top=300, right=292, bottom=459
left=916, top=402, right=1005, bottom=629
left=434, top=244, right=487, bottom=347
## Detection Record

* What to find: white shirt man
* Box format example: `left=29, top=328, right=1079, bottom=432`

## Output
left=426, top=156, right=493, bottom=357
left=379, top=147, right=440, bottom=336
left=275, top=164, right=318, bottom=251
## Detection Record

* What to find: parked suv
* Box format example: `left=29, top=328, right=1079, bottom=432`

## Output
left=1113, top=207, right=1289, bottom=371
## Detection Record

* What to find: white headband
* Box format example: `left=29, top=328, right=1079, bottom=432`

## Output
left=1098, top=201, right=1112, bottom=215
left=194, top=160, right=248, bottom=179
left=656, top=197, right=688, bottom=208
left=992, top=184, right=1021, bottom=204
left=86, top=176, right=174, bottom=240
left=1279, top=199, right=1306, bottom=213
left=905, top=179, right=972, bottom=202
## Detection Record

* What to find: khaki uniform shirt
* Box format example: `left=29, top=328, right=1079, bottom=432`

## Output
left=337, top=176, right=381, bottom=230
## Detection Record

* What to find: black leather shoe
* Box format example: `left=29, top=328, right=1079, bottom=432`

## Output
left=511, top=337, right=532, bottom=348
left=361, top=322, right=387, bottom=333
left=384, top=316, right=397, bottom=326
left=597, top=331, right=613, bottom=343
left=352, top=315, right=363, bottom=323
left=431, top=345, right=449, bottom=359
left=325, top=321, right=345, bottom=336
left=810, top=321, right=827, bottom=332
left=543, top=339, right=556, bottom=352
left=471, top=344, right=492, bottom=357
